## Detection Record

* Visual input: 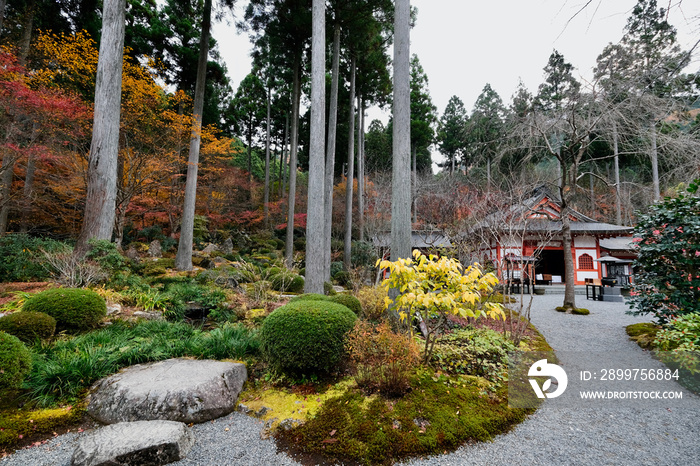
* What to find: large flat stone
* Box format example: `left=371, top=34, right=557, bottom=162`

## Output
left=87, top=358, right=247, bottom=424
left=71, top=420, right=194, bottom=466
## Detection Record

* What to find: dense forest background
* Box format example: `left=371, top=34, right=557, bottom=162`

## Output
left=0, top=0, right=698, bottom=258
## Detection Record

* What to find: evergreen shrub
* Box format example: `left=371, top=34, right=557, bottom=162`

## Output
left=0, top=234, right=69, bottom=281
left=329, top=294, right=362, bottom=316
left=0, top=331, right=32, bottom=391
left=288, top=293, right=360, bottom=315
left=627, top=182, right=700, bottom=324
left=22, top=288, right=106, bottom=331
left=259, top=300, right=357, bottom=374
left=0, top=312, right=56, bottom=343
left=330, top=261, right=344, bottom=278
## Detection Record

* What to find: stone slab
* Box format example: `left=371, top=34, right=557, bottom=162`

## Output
left=71, top=420, right=194, bottom=466
left=87, top=358, right=247, bottom=424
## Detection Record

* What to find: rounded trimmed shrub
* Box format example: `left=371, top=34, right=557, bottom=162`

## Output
left=270, top=272, right=305, bottom=293
left=329, top=294, right=362, bottom=316
left=260, top=300, right=357, bottom=375
left=0, top=311, right=56, bottom=343
left=0, top=331, right=32, bottom=391
left=22, top=288, right=107, bottom=331
left=289, top=293, right=329, bottom=303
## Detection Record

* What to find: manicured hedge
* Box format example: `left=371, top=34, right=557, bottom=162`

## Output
left=0, top=331, right=32, bottom=391
left=259, top=300, right=356, bottom=375
left=23, top=288, right=106, bottom=331
left=0, top=312, right=56, bottom=343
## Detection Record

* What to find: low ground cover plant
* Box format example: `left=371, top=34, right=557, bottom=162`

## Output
left=626, top=319, right=700, bottom=394
left=431, top=327, right=515, bottom=382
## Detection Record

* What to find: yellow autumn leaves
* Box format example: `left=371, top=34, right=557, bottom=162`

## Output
left=377, top=249, right=505, bottom=323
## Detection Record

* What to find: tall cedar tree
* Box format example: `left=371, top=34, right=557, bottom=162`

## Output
left=437, top=96, right=468, bottom=175
left=74, top=0, right=125, bottom=255
left=304, top=0, right=326, bottom=293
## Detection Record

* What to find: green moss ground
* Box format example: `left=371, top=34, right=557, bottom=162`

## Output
left=626, top=323, right=660, bottom=350
left=0, top=398, right=88, bottom=454
left=276, top=372, right=530, bottom=465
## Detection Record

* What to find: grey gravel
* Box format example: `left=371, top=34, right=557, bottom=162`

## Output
left=3, top=294, right=699, bottom=465
left=400, top=294, right=700, bottom=466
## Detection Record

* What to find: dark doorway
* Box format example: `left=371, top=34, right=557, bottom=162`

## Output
left=538, top=249, right=565, bottom=282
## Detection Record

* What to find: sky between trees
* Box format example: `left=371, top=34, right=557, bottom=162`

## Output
left=214, top=0, right=700, bottom=156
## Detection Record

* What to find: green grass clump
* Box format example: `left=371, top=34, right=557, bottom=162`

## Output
left=260, top=301, right=356, bottom=375
left=22, top=288, right=106, bottom=332
left=24, top=320, right=259, bottom=406
left=281, top=371, right=530, bottom=465
left=0, top=312, right=56, bottom=343
left=0, top=332, right=32, bottom=392
left=270, top=271, right=305, bottom=293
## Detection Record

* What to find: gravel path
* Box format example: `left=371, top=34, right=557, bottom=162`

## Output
left=2, top=294, right=699, bottom=465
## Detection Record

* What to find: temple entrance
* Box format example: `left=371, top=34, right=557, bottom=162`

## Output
left=537, top=249, right=565, bottom=282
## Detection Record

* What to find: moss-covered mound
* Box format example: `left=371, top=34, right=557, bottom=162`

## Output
left=278, top=372, right=530, bottom=465
left=22, top=288, right=106, bottom=332
left=626, top=322, right=660, bottom=350
left=0, top=312, right=56, bottom=343
left=0, top=332, right=32, bottom=392
left=556, top=306, right=589, bottom=315
left=260, top=300, right=357, bottom=375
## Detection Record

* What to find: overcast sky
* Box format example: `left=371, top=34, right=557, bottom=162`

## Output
left=212, top=0, right=699, bottom=150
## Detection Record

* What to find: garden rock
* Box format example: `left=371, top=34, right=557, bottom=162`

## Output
left=71, top=420, right=194, bottom=466
left=201, top=243, right=218, bottom=255
left=131, top=311, right=164, bottom=321
left=106, top=303, right=122, bottom=316
left=222, top=237, right=234, bottom=255
left=148, top=240, right=162, bottom=258
left=87, top=358, right=247, bottom=424
left=125, top=246, right=140, bottom=261
left=278, top=418, right=304, bottom=431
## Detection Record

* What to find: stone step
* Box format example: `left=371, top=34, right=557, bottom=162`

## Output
left=72, top=420, right=194, bottom=466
